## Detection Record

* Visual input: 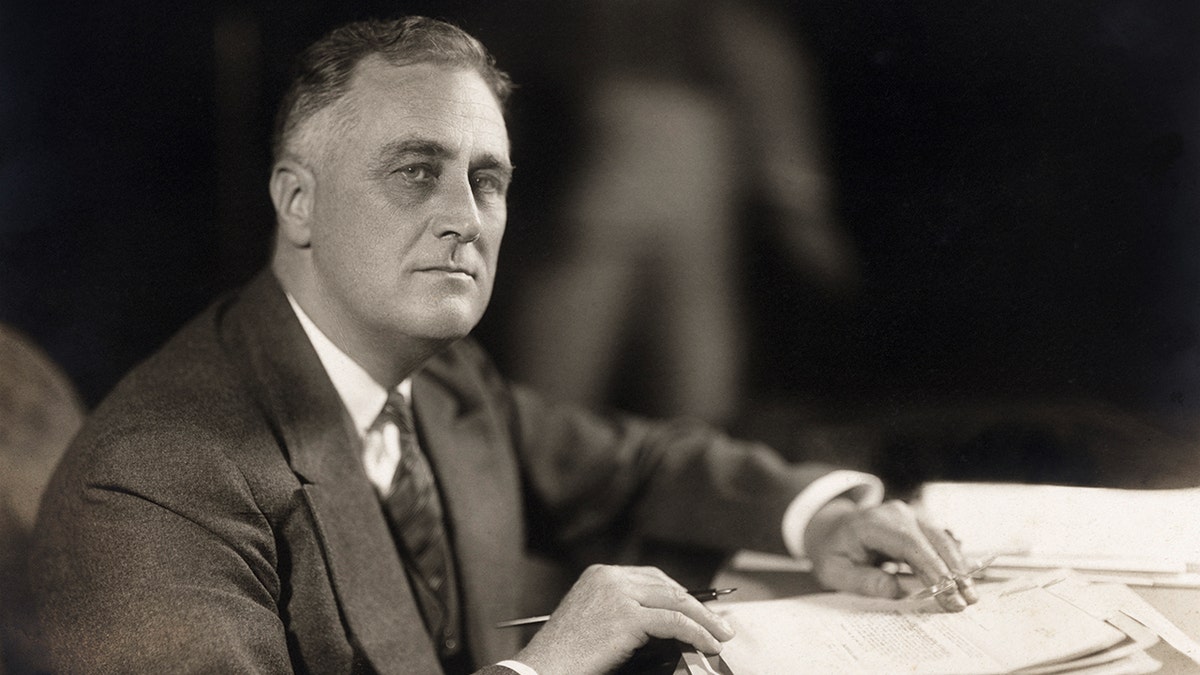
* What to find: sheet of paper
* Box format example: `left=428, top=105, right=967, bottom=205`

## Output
left=715, top=580, right=1126, bottom=675
left=1047, top=579, right=1200, bottom=668
left=982, top=566, right=1200, bottom=589
left=1016, top=613, right=1157, bottom=674
left=1048, top=650, right=1162, bottom=675
left=918, top=482, right=1200, bottom=571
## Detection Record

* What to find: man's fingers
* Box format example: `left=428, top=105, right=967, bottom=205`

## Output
left=850, top=501, right=970, bottom=610
left=574, top=564, right=735, bottom=641
left=808, top=500, right=985, bottom=613
left=861, top=503, right=953, bottom=577
left=518, top=564, right=737, bottom=675
left=920, top=522, right=980, bottom=605
left=815, top=555, right=903, bottom=598
left=630, top=582, right=735, bottom=642
left=642, top=607, right=724, bottom=655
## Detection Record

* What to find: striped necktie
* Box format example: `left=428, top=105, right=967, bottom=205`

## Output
left=373, top=389, right=463, bottom=658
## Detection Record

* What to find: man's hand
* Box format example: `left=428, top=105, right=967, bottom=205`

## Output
left=514, top=564, right=735, bottom=675
left=803, top=497, right=981, bottom=612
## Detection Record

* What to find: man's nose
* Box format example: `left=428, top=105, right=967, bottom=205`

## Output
left=432, top=177, right=482, bottom=243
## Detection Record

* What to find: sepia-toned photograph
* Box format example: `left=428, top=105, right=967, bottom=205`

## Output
left=2, top=2, right=1198, bottom=673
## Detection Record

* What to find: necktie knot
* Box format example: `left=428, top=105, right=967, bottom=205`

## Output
left=376, top=389, right=415, bottom=434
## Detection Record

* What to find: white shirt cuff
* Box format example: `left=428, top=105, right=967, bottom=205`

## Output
left=781, top=469, right=885, bottom=559
left=496, top=660, right=539, bottom=675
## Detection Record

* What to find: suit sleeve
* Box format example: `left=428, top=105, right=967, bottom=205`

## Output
left=30, top=424, right=290, bottom=674
left=455, top=340, right=839, bottom=559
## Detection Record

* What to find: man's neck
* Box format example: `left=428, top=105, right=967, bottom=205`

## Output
left=272, top=265, right=447, bottom=388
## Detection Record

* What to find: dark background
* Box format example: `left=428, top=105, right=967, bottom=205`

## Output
left=3, top=1, right=1199, bottom=487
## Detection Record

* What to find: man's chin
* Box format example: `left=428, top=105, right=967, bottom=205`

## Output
left=408, top=309, right=485, bottom=343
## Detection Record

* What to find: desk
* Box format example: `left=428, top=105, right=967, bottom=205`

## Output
left=707, top=566, right=1200, bottom=675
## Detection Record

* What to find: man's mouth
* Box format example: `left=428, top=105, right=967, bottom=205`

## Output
left=417, top=265, right=476, bottom=278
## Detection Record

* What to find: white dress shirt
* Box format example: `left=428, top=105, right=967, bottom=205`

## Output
left=287, top=295, right=409, bottom=493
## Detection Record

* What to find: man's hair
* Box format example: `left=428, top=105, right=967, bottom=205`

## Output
left=271, top=16, right=513, bottom=162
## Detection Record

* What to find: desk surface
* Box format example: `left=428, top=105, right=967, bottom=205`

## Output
left=711, top=567, right=1200, bottom=675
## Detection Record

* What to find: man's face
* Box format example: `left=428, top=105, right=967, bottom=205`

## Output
left=302, top=59, right=511, bottom=348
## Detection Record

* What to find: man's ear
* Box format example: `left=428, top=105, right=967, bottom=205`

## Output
left=270, top=159, right=316, bottom=248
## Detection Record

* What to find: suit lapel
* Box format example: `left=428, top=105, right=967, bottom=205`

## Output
left=414, top=364, right=523, bottom=665
left=229, top=272, right=441, bottom=675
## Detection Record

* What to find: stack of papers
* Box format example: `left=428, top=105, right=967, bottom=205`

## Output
left=703, top=482, right=1200, bottom=674
left=918, top=482, right=1200, bottom=588
left=706, top=572, right=1166, bottom=674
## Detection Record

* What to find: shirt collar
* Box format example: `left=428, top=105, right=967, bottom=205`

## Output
left=286, top=294, right=411, bottom=437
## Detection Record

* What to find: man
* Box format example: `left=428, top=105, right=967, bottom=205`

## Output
left=31, top=17, right=977, bottom=675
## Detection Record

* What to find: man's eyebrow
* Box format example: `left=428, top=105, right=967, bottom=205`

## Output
left=473, top=153, right=515, bottom=178
left=368, top=138, right=452, bottom=175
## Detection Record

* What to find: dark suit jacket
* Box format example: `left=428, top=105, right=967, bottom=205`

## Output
left=30, top=271, right=833, bottom=674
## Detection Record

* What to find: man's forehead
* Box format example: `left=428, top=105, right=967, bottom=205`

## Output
left=345, top=57, right=510, bottom=157
left=350, top=58, right=505, bottom=120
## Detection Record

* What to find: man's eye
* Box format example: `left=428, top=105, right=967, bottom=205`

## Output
left=472, top=172, right=507, bottom=196
left=397, top=165, right=436, bottom=183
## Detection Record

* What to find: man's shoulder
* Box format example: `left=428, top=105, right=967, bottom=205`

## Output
left=98, top=293, right=250, bottom=424
left=67, top=276, right=288, bottom=476
left=93, top=271, right=289, bottom=423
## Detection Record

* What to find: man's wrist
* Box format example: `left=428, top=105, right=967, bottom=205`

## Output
left=781, top=469, right=884, bottom=559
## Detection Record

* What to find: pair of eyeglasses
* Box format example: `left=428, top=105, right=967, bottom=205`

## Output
left=906, top=553, right=999, bottom=600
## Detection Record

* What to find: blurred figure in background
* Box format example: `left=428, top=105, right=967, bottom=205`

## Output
left=508, top=0, right=857, bottom=426
left=0, top=324, right=85, bottom=674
